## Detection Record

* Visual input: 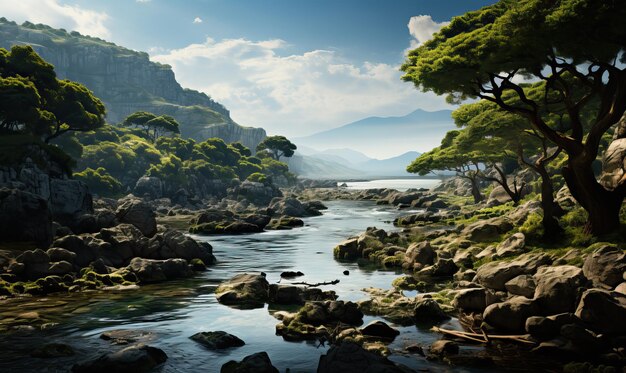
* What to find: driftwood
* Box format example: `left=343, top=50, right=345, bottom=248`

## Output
left=431, top=326, right=536, bottom=345
left=290, top=279, right=340, bottom=287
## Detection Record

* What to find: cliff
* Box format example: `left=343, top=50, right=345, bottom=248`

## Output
left=0, top=19, right=266, bottom=150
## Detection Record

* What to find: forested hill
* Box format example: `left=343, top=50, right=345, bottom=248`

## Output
left=0, top=18, right=266, bottom=150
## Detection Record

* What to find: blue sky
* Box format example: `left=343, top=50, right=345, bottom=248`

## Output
left=0, top=0, right=495, bottom=157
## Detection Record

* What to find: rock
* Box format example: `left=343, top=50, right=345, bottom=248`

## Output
left=333, top=238, right=359, bottom=260
left=582, top=244, right=626, bottom=289
left=53, top=235, right=100, bottom=268
left=190, top=331, right=245, bottom=349
left=475, top=252, right=552, bottom=290
left=71, top=344, right=167, bottom=373
left=430, top=258, right=459, bottom=277
left=525, top=313, right=580, bottom=341
left=46, top=247, right=77, bottom=263
left=483, top=296, right=539, bottom=333
left=505, top=275, right=536, bottom=298
left=359, top=320, right=400, bottom=340
left=116, top=199, right=157, bottom=237
left=160, top=229, right=215, bottom=264
left=328, top=300, right=364, bottom=324
left=494, top=233, right=526, bottom=259
left=0, top=188, right=53, bottom=247
left=414, top=297, right=449, bottom=323
left=133, top=176, right=162, bottom=199
left=343, top=270, right=349, bottom=276
left=221, top=352, right=278, bottom=373
left=96, top=224, right=147, bottom=266
left=575, top=289, right=626, bottom=335
left=555, top=185, right=577, bottom=209
left=100, top=330, right=156, bottom=345
left=403, top=241, right=435, bottom=269
left=268, top=284, right=336, bottom=305
left=560, top=323, right=604, bottom=354
left=317, top=342, right=408, bottom=373
left=429, top=340, right=459, bottom=357
left=215, top=273, right=269, bottom=308
left=461, top=217, right=513, bottom=242
left=508, top=200, right=542, bottom=225
left=280, top=271, right=304, bottom=278
left=49, top=179, right=93, bottom=220
left=31, top=343, right=75, bottom=358
left=48, top=260, right=73, bottom=275
left=266, top=216, right=304, bottom=230
left=615, top=282, right=626, bottom=295
left=452, top=288, right=487, bottom=312
left=127, top=257, right=192, bottom=283
left=269, top=197, right=309, bottom=217
left=242, top=213, right=271, bottom=229
left=600, top=116, right=626, bottom=190
left=533, top=265, right=586, bottom=314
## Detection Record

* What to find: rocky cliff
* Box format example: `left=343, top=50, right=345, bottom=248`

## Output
left=0, top=19, right=266, bottom=150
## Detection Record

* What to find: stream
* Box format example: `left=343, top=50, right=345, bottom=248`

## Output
left=0, top=199, right=554, bottom=372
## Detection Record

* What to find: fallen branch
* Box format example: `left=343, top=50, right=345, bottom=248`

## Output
left=290, top=279, right=340, bottom=287
left=431, top=327, right=536, bottom=345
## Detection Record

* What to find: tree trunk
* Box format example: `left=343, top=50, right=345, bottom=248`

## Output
left=469, top=176, right=483, bottom=204
left=562, top=156, right=623, bottom=236
left=536, top=165, right=562, bottom=239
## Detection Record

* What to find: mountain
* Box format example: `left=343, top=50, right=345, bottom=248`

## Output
left=0, top=19, right=266, bottom=150
left=358, top=151, right=420, bottom=176
left=294, top=109, right=455, bottom=159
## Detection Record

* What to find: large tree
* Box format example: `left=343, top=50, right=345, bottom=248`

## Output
left=401, top=0, right=626, bottom=235
left=0, top=45, right=105, bottom=142
left=122, top=111, right=180, bottom=143
left=256, top=135, right=297, bottom=161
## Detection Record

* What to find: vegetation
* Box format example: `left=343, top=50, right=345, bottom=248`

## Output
left=122, top=111, right=180, bottom=143
left=401, top=0, right=626, bottom=236
left=256, top=135, right=297, bottom=161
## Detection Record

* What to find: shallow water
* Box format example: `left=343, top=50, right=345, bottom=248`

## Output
left=0, top=201, right=555, bottom=372
left=343, top=178, right=443, bottom=191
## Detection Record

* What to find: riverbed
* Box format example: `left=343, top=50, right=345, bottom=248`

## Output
left=0, top=200, right=553, bottom=372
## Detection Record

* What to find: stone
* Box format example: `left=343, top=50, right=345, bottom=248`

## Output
left=31, top=343, right=75, bottom=358
left=452, top=288, right=487, bottom=312
left=615, top=282, right=626, bottom=295
left=525, top=313, right=580, bottom=341
left=475, top=252, right=552, bottom=290
left=0, top=188, right=53, bottom=247
left=430, top=258, right=459, bottom=277
left=215, top=273, right=270, bottom=308
left=533, top=265, right=586, bottom=314
left=333, top=238, right=359, bottom=260
left=359, top=320, right=400, bottom=340
left=461, top=217, right=513, bottom=242
left=269, top=197, right=309, bottom=217
left=71, top=344, right=167, bottom=373
left=494, top=233, right=526, bottom=259
left=46, top=247, right=77, bottom=263
left=600, top=115, right=626, bottom=190
left=429, top=340, right=459, bottom=357
left=268, top=284, right=336, bottom=305
left=575, top=289, right=626, bottom=335
left=190, top=331, right=245, bottom=349
left=221, top=352, right=278, bottom=373
left=116, top=199, right=157, bottom=237
left=160, top=229, right=215, bottom=264
left=317, top=342, right=408, bottom=373
left=505, top=275, right=536, bottom=298
left=483, top=296, right=539, bottom=333
left=133, top=176, right=162, bottom=199
left=53, top=235, right=100, bottom=268
left=48, top=260, right=73, bottom=275
left=49, top=179, right=93, bottom=220
left=414, top=297, right=449, bottom=323
left=100, top=330, right=156, bottom=345
left=582, top=244, right=626, bottom=289
left=266, top=216, right=304, bottom=230
left=127, top=257, right=192, bottom=283
left=15, top=249, right=50, bottom=279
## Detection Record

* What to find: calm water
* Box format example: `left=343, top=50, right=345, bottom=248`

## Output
left=0, top=200, right=552, bottom=372
left=343, top=178, right=442, bottom=191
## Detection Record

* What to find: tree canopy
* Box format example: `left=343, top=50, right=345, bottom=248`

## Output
left=122, top=111, right=180, bottom=142
left=256, top=135, right=297, bottom=160
left=401, top=0, right=626, bottom=235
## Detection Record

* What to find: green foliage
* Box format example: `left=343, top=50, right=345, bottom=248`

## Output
left=246, top=172, right=268, bottom=184
left=519, top=212, right=544, bottom=240
left=256, top=135, right=297, bottom=160
left=74, top=167, right=122, bottom=196
left=122, top=111, right=180, bottom=142
left=155, top=136, right=195, bottom=159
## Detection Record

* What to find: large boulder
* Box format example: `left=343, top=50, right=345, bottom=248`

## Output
left=494, top=233, right=526, bottom=259
left=268, top=284, right=336, bottom=305
left=72, top=344, right=167, bottom=373
left=461, top=217, right=513, bottom=242
left=215, top=273, right=270, bottom=308
left=359, top=320, right=400, bottom=340
left=53, top=235, right=101, bottom=268
left=414, top=297, right=449, bottom=323
left=533, top=265, right=586, bottom=314
left=403, top=241, right=435, bottom=269
left=116, top=199, right=157, bottom=237
left=160, top=229, right=215, bottom=264
left=127, top=257, right=192, bottom=283
left=49, top=179, right=93, bottom=219
left=0, top=188, right=53, bottom=247
left=600, top=115, right=626, bottom=190
left=96, top=224, right=147, bottom=267
left=269, top=197, right=309, bottom=217
left=505, top=275, right=536, bottom=298
left=452, top=288, right=487, bottom=312
left=333, top=238, right=359, bottom=260
left=317, top=342, right=409, bottom=373
left=475, top=252, right=552, bottom=290
left=189, top=331, right=245, bottom=349
left=483, top=296, right=539, bottom=333
left=221, top=352, right=279, bottom=373
left=582, top=244, right=626, bottom=289
left=575, top=289, right=626, bottom=335
left=15, top=249, right=50, bottom=279
left=133, top=176, right=163, bottom=199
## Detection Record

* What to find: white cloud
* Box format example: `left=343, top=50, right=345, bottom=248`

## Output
left=407, top=15, right=449, bottom=49
left=193, top=17, right=203, bottom=24
left=0, top=0, right=110, bottom=39
left=153, top=37, right=451, bottom=138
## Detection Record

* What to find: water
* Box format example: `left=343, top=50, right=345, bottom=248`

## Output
left=343, top=178, right=443, bottom=191
left=0, top=200, right=553, bottom=372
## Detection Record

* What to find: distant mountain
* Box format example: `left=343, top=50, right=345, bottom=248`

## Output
left=358, top=151, right=420, bottom=176
left=0, top=18, right=266, bottom=150
left=294, top=109, right=455, bottom=159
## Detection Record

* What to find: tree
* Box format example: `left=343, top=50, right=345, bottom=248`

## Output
left=401, top=0, right=626, bottom=235
left=407, top=130, right=485, bottom=203
left=256, top=135, right=297, bottom=161
left=122, top=112, right=180, bottom=143
left=0, top=45, right=105, bottom=142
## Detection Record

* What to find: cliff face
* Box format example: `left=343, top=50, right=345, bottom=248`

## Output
left=0, top=19, right=266, bottom=150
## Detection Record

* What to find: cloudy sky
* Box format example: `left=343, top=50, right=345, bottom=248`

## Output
left=0, top=0, right=494, bottom=143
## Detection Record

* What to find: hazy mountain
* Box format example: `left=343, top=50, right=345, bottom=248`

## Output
left=294, top=109, right=455, bottom=159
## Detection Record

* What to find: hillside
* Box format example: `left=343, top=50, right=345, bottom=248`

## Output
left=294, top=109, right=455, bottom=158
left=0, top=18, right=266, bottom=150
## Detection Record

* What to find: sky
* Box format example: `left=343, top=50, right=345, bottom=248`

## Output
left=0, top=0, right=495, bottom=155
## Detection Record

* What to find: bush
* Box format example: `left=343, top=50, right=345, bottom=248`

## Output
left=246, top=172, right=268, bottom=184
left=74, top=167, right=122, bottom=196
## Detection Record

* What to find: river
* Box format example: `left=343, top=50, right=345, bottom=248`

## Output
left=0, top=199, right=550, bottom=372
